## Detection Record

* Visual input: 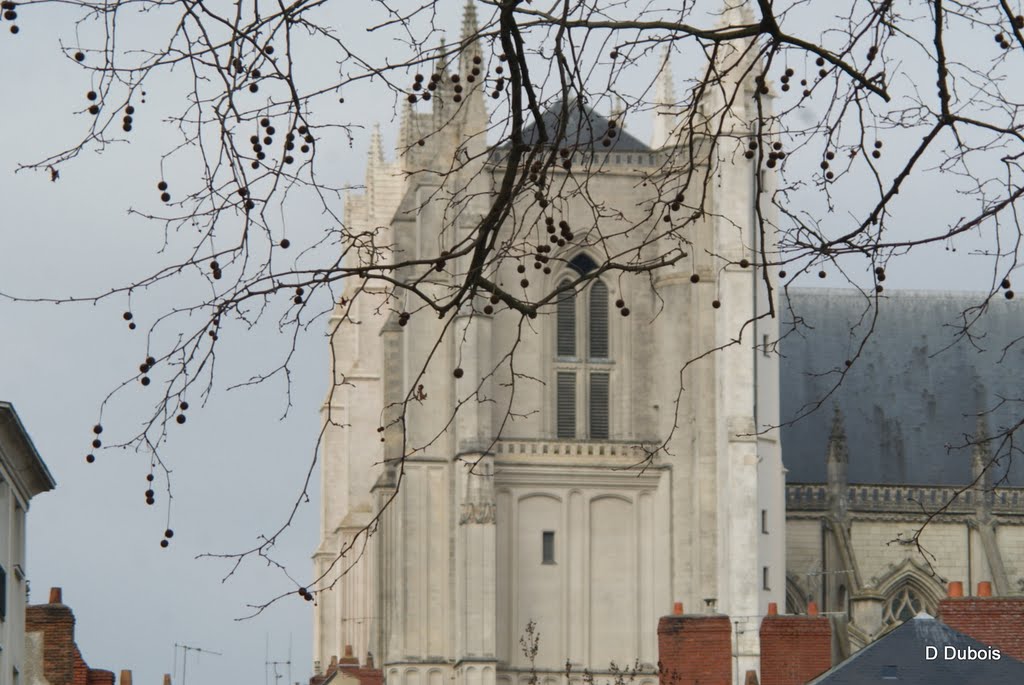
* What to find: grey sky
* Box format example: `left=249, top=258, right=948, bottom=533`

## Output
left=1, top=0, right=1021, bottom=684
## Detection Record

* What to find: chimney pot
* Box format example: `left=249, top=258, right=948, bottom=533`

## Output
left=807, top=600, right=819, bottom=616
left=767, top=602, right=778, bottom=616
left=978, top=581, right=993, bottom=597
left=744, top=670, right=760, bottom=685
left=49, top=587, right=62, bottom=604
left=163, top=675, right=172, bottom=685
left=948, top=581, right=964, bottom=598
left=672, top=601, right=683, bottom=616
left=119, top=670, right=132, bottom=685
left=329, top=656, right=338, bottom=667
left=344, top=645, right=353, bottom=658
left=365, top=653, right=374, bottom=669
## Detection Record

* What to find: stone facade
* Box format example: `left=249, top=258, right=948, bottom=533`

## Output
left=313, top=3, right=785, bottom=685
left=0, top=402, right=56, bottom=685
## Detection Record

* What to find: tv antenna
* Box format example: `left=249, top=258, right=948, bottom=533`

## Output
left=174, top=642, right=223, bottom=685
left=265, top=634, right=293, bottom=685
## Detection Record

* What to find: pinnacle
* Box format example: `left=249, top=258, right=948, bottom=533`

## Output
left=461, top=0, right=479, bottom=46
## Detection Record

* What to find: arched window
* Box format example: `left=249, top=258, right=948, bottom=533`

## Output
left=883, top=585, right=924, bottom=625
left=554, top=259, right=612, bottom=440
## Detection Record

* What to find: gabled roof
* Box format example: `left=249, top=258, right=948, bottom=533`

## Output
left=514, top=99, right=650, bottom=151
left=808, top=613, right=1024, bottom=685
left=0, top=401, right=56, bottom=502
left=779, top=288, right=1024, bottom=486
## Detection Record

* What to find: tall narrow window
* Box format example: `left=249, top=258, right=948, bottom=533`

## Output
left=556, top=280, right=576, bottom=358
left=589, top=281, right=609, bottom=359
left=556, top=372, right=577, bottom=438
left=762, top=566, right=770, bottom=591
left=589, top=373, right=609, bottom=439
left=542, top=531, right=556, bottom=564
left=553, top=255, right=613, bottom=439
left=761, top=509, right=768, bottom=534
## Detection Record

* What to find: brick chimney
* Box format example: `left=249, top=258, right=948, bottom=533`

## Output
left=759, top=602, right=832, bottom=685
left=26, top=587, right=116, bottom=685
left=938, top=581, right=1024, bottom=660
left=657, top=602, right=732, bottom=685
left=87, top=670, right=115, bottom=685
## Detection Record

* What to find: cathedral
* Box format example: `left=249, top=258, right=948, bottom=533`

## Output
left=311, top=3, right=1024, bottom=685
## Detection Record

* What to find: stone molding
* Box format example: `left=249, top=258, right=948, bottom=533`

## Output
left=787, top=483, right=1024, bottom=516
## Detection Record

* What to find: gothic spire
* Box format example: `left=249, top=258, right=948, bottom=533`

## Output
left=827, top=403, right=849, bottom=464
left=651, top=46, right=676, bottom=149
left=718, top=0, right=757, bottom=27
left=827, top=403, right=849, bottom=518
left=459, top=0, right=480, bottom=72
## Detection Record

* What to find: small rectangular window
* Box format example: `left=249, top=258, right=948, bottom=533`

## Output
left=542, top=531, right=555, bottom=564
left=589, top=373, right=609, bottom=439
left=762, top=566, right=770, bottom=591
left=762, top=334, right=770, bottom=357
left=556, top=372, right=577, bottom=438
left=761, top=509, right=768, bottom=534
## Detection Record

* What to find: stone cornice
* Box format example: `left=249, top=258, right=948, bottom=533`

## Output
left=787, top=482, right=1024, bottom=517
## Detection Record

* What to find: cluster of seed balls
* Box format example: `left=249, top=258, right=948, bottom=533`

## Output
left=247, top=118, right=314, bottom=169
left=407, top=53, right=508, bottom=107
left=1001, top=278, right=1014, bottom=299
left=233, top=44, right=276, bottom=93
left=743, top=140, right=786, bottom=169
left=996, top=17, right=1024, bottom=49
left=2, top=1, right=19, bottom=34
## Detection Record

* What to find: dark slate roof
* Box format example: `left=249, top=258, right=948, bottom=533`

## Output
left=808, top=613, right=1024, bottom=685
left=780, top=288, right=1024, bottom=486
left=515, top=99, right=650, bottom=151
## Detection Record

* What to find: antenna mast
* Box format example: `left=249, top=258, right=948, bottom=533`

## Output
left=174, top=642, right=223, bottom=685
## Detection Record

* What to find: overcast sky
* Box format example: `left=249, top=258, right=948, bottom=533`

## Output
left=1, top=1, right=1021, bottom=684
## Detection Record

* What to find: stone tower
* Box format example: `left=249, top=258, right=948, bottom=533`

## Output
left=313, top=2, right=785, bottom=684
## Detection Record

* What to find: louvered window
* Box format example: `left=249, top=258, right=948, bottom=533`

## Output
left=556, top=372, right=577, bottom=438
left=589, top=372, right=609, bottom=439
left=556, top=280, right=576, bottom=358
left=553, top=259, right=614, bottom=440
left=589, top=281, right=608, bottom=359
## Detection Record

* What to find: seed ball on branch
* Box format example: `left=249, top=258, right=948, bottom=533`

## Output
left=620, top=307, right=630, bottom=317
left=875, top=284, right=884, bottom=293
left=128, top=322, right=136, bottom=330
left=1007, top=290, right=1015, bottom=300
left=180, top=401, right=189, bottom=410
left=712, top=300, right=721, bottom=309
left=86, top=454, right=95, bottom=463
left=280, top=238, right=290, bottom=249
left=161, top=192, right=171, bottom=202
left=740, top=259, right=750, bottom=268
left=164, top=529, right=174, bottom=538
left=609, top=49, right=618, bottom=59
left=93, top=424, right=103, bottom=434
left=123, top=311, right=133, bottom=321
left=615, top=299, right=625, bottom=308
left=690, top=273, right=700, bottom=283
left=1001, top=278, right=1011, bottom=289
left=92, top=438, right=101, bottom=448
left=176, top=414, right=186, bottom=424
left=141, top=376, right=150, bottom=386
left=160, top=539, right=169, bottom=548
left=146, top=474, right=154, bottom=482
left=453, top=368, right=464, bottom=379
